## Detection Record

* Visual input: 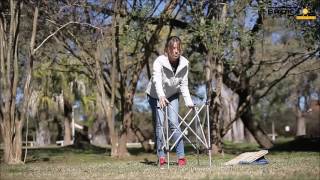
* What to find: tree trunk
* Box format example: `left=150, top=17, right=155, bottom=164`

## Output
left=221, top=83, right=245, bottom=143
left=0, top=1, right=38, bottom=164
left=132, top=124, right=153, bottom=152
left=117, top=104, right=132, bottom=157
left=64, top=116, right=72, bottom=145
left=222, top=86, right=231, bottom=142
left=296, top=109, right=306, bottom=136
left=206, top=3, right=228, bottom=154
left=210, top=55, right=224, bottom=154
left=236, top=41, right=273, bottom=148
left=90, top=113, right=109, bottom=145
left=36, top=112, right=51, bottom=146
left=109, top=110, right=118, bottom=157
left=241, top=110, right=273, bottom=148
left=94, top=65, right=118, bottom=156
left=108, top=0, right=121, bottom=157
left=232, top=119, right=244, bottom=142
left=205, top=51, right=223, bottom=154
left=210, top=105, right=223, bottom=154
left=107, top=101, right=118, bottom=154
left=36, top=121, right=51, bottom=146
left=244, top=127, right=256, bottom=143
left=63, top=99, right=73, bottom=145
left=236, top=87, right=273, bottom=148
left=1, top=116, right=23, bottom=164
left=209, top=80, right=224, bottom=154
left=63, top=101, right=72, bottom=146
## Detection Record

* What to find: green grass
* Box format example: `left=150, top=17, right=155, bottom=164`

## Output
left=0, top=140, right=319, bottom=180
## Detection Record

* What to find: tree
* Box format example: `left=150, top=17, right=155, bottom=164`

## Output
left=182, top=0, right=240, bottom=153
left=0, top=0, right=39, bottom=164
left=45, top=0, right=119, bottom=155
left=57, top=0, right=184, bottom=157
left=181, top=0, right=319, bottom=151
left=220, top=0, right=319, bottom=148
left=292, top=72, right=319, bottom=136
left=0, top=0, right=93, bottom=163
left=110, top=0, right=183, bottom=157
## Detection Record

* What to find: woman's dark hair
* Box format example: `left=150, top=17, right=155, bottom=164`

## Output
left=164, top=36, right=181, bottom=54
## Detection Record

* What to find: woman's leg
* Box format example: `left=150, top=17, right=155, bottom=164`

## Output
left=148, top=96, right=165, bottom=158
left=168, top=94, right=185, bottom=159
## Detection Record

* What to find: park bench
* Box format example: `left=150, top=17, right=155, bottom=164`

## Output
left=22, top=141, right=36, bottom=147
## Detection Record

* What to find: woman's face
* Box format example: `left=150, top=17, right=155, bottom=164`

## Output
left=167, top=42, right=181, bottom=62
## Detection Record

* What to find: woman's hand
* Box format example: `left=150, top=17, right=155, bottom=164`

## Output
left=159, top=96, right=169, bottom=108
left=188, top=104, right=195, bottom=109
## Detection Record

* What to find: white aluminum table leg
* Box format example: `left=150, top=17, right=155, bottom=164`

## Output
left=165, top=106, right=169, bottom=169
left=206, top=103, right=212, bottom=167
left=195, top=109, right=200, bottom=165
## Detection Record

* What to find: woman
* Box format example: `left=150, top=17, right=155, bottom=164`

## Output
left=145, top=36, right=194, bottom=167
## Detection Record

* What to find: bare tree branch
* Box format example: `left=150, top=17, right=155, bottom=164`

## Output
left=34, top=20, right=103, bottom=53
left=257, top=49, right=319, bottom=99
left=288, top=67, right=320, bottom=76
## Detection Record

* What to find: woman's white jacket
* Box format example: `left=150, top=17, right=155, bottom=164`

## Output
left=145, top=55, right=193, bottom=107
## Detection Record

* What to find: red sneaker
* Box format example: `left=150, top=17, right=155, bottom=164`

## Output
left=159, top=157, right=166, bottom=167
left=178, top=158, right=186, bottom=166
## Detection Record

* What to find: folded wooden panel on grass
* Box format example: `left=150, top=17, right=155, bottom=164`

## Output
left=225, top=150, right=269, bottom=165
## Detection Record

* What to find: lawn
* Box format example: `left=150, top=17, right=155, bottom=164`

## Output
left=0, top=139, right=319, bottom=180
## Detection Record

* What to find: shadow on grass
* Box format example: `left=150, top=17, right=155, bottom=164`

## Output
left=28, top=142, right=108, bottom=155
left=219, top=141, right=260, bottom=155
left=1, top=137, right=318, bottom=164
left=145, top=141, right=261, bottom=157
left=270, top=137, right=320, bottom=152
left=0, top=142, right=110, bottom=163
left=140, top=158, right=179, bottom=167
left=127, top=147, right=154, bottom=156
left=140, top=158, right=157, bottom=166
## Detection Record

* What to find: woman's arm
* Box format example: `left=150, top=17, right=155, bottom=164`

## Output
left=153, top=58, right=165, bottom=98
left=180, top=65, right=194, bottom=107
